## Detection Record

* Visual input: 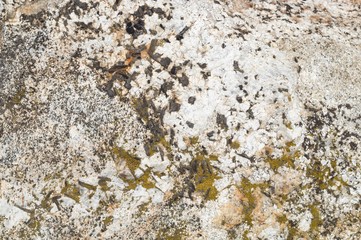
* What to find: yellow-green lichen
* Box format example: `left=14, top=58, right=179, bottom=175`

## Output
left=44, top=172, right=61, bottom=181
left=229, top=140, right=240, bottom=149
left=131, top=97, right=149, bottom=123
left=124, top=168, right=156, bottom=190
left=145, top=136, right=172, bottom=157
left=61, top=181, right=80, bottom=203
left=189, top=136, right=199, bottom=145
left=287, top=226, right=298, bottom=240
left=28, top=217, right=42, bottom=232
left=237, top=179, right=269, bottom=226
left=98, top=177, right=112, bottom=192
left=15, top=206, right=43, bottom=239
left=285, top=121, right=293, bottom=129
left=242, top=230, right=250, bottom=240
left=39, top=191, right=53, bottom=211
left=6, top=87, right=26, bottom=109
left=227, top=229, right=237, bottom=239
left=209, top=154, right=219, bottom=161
left=78, top=180, right=97, bottom=191
left=112, top=146, right=140, bottom=175
left=310, top=204, right=322, bottom=231
left=266, top=141, right=300, bottom=171
left=156, top=223, right=187, bottom=240
left=191, top=153, right=220, bottom=200
left=305, top=158, right=350, bottom=191
left=195, top=173, right=219, bottom=200
left=159, top=136, right=172, bottom=152
left=306, top=163, right=331, bottom=190
left=136, top=202, right=150, bottom=217
left=277, top=214, right=288, bottom=224
left=103, top=216, right=114, bottom=228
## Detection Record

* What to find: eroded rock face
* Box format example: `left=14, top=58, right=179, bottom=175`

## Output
left=0, top=0, right=360, bottom=239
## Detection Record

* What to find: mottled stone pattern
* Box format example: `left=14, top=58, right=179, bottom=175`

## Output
left=0, top=0, right=360, bottom=239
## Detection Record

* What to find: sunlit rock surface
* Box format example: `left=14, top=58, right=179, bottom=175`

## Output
left=0, top=0, right=360, bottom=239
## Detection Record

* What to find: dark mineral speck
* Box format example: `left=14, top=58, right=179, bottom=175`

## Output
left=188, top=96, right=196, bottom=104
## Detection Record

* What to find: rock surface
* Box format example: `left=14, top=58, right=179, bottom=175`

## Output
left=0, top=0, right=360, bottom=239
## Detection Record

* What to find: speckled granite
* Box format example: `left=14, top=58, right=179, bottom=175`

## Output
left=0, top=0, right=360, bottom=239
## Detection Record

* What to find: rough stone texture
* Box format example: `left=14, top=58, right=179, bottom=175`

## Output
left=0, top=0, right=360, bottom=239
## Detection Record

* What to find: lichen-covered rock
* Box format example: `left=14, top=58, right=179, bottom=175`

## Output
left=0, top=0, right=360, bottom=239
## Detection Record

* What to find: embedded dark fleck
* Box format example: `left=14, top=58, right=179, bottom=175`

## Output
left=183, top=60, right=190, bottom=66
left=188, top=96, right=196, bottom=104
left=197, top=63, right=207, bottom=69
left=170, top=128, right=175, bottom=145
left=112, top=71, right=133, bottom=90
left=216, top=113, right=228, bottom=130
left=160, top=57, right=172, bottom=68
left=169, top=99, right=181, bottom=112
left=133, top=95, right=150, bottom=122
left=178, top=73, right=189, bottom=87
left=186, top=121, right=194, bottom=128
left=278, top=88, right=288, bottom=92
left=145, top=65, right=153, bottom=77
left=134, top=19, right=145, bottom=30
left=350, top=142, right=357, bottom=151
left=282, top=112, right=287, bottom=120
left=207, top=131, right=214, bottom=138
left=149, top=29, right=157, bottom=35
left=146, top=118, right=165, bottom=138
left=21, top=10, right=47, bottom=27
left=100, top=80, right=116, bottom=98
left=246, top=108, right=254, bottom=119
left=153, top=7, right=167, bottom=18
left=160, top=81, right=174, bottom=97
left=176, top=26, right=190, bottom=41
left=124, top=78, right=132, bottom=90
left=233, top=61, right=244, bottom=73
left=113, top=0, right=121, bottom=10
left=187, top=181, right=196, bottom=199
left=341, top=131, right=360, bottom=141
left=285, top=4, right=293, bottom=12
left=108, top=61, right=128, bottom=73
left=170, top=66, right=176, bottom=75
left=201, top=71, right=211, bottom=79
left=133, top=4, right=159, bottom=18
left=126, top=22, right=135, bottom=34
left=74, top=0, right=89, bottom=10
left=236, top=96, right=242, bottom=103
